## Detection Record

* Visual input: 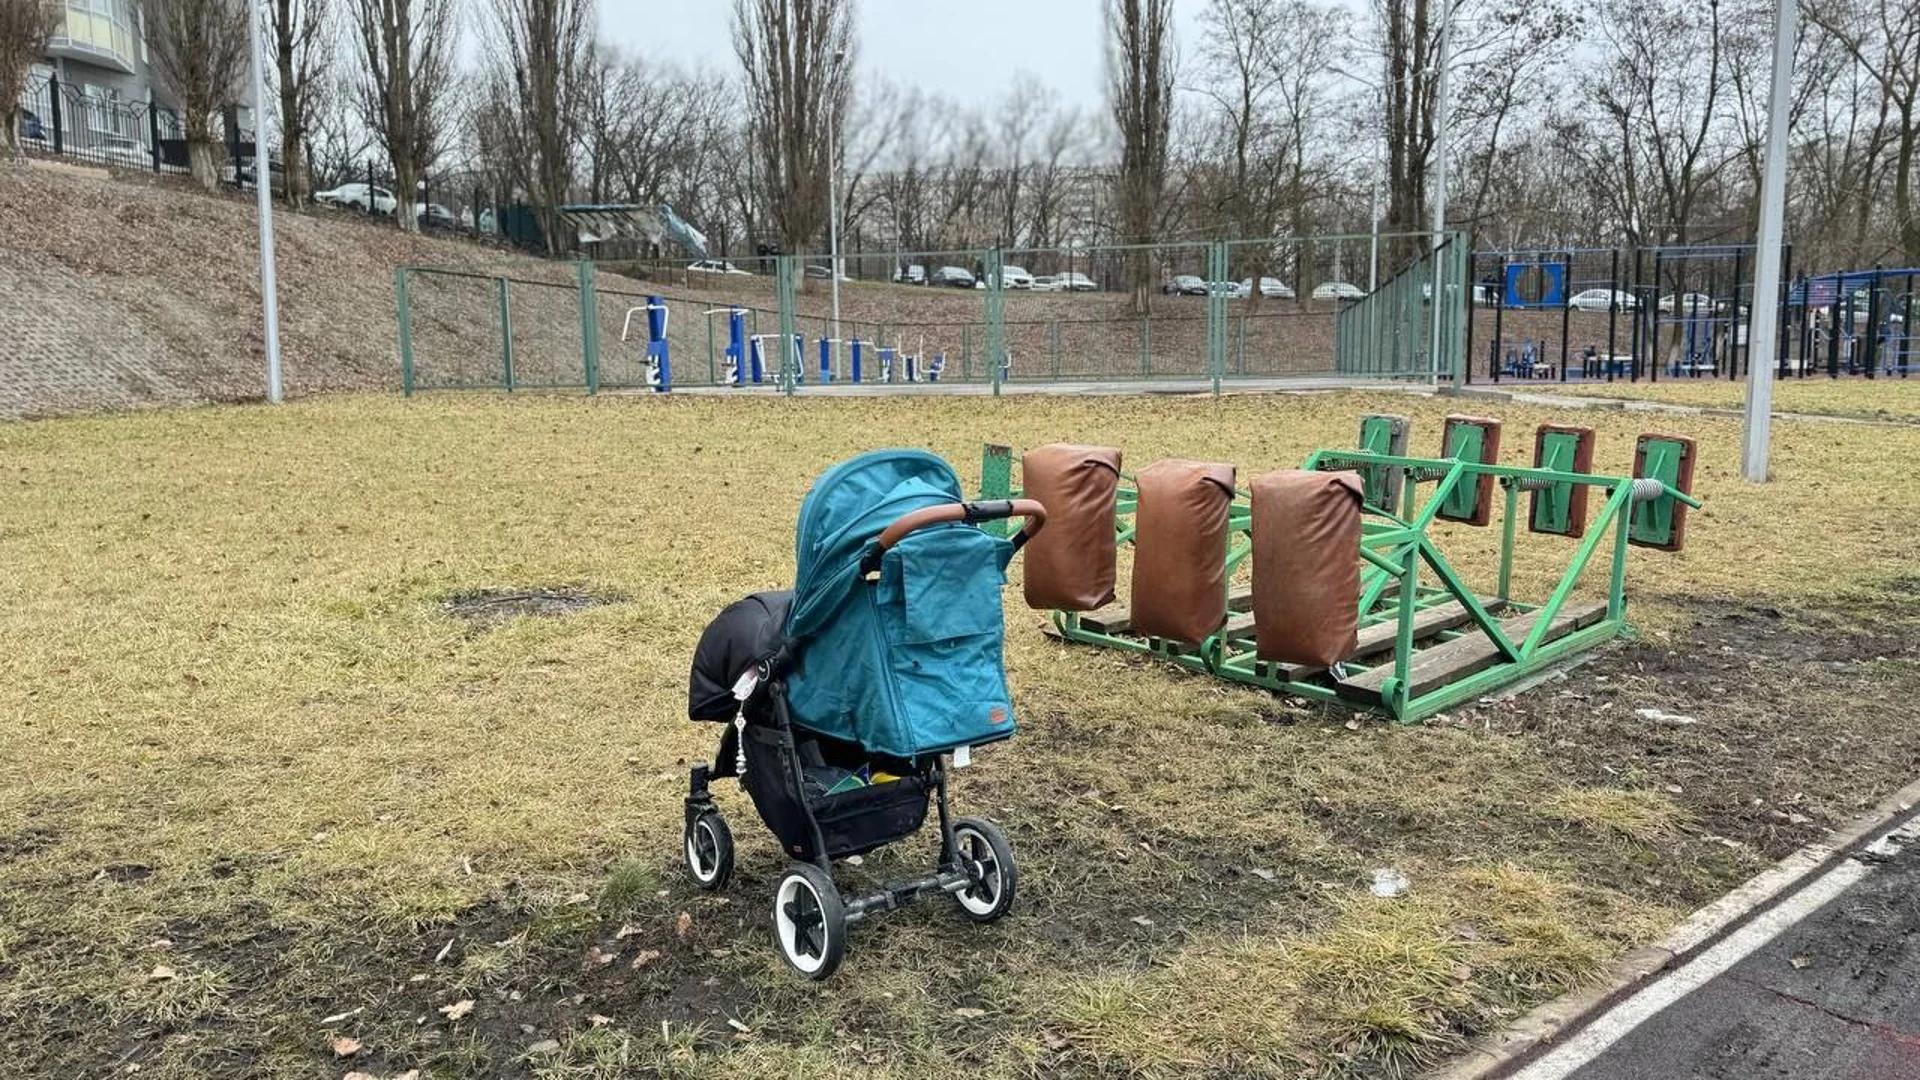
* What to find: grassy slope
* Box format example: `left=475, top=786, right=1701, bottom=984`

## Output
left=2, top=391, right=1918, bottom=1078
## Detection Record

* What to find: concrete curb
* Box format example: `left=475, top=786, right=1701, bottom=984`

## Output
left=1426, top=775, right=1920, bottom=1080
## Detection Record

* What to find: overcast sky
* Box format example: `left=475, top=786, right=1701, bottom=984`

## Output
left=600, top=1, right=1211, bottom=112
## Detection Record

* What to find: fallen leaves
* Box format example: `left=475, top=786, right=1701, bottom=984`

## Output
left=331, top=1035, right=363, bottom=1057
left=630, top=949, right=662, bottom=970
left=675, top=912, right=694, bottom=938
left=147, top=965, right=175, bottom=981
left=437, top=999, right=474, bottom=1021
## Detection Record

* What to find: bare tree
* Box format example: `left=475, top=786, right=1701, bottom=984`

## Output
left=352, top=0, right=458, bottom=231
left=1807, top=0, right=1920, bottom=263
left=485, top=0, right=595, bottom=255
left=1024, top=103, right=1088, bottom=252
left=269, top=0, right=333, bottom=203
left=147, top=0, right=252, bottom=190
left=732, top=0, right=854, bottom=259
left=0, top=0, right=59, bottom=159
left=1107, top=0, right=1175, bottom=312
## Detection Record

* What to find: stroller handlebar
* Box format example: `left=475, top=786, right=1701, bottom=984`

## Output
left=862, top=499, right=1048, bottom=574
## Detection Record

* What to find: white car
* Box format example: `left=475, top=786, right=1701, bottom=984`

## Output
left=1313, top=281, right=1365, bottom=301
left=1054, top=272, right=1097, bottom=292
left=1568, top=288, right=1638, bottom=312
left=91, top=132, right=154, bottom=170
left=1657, top=292, right=1717, bottom=314
left=892, top=264, right=927, bottom=285
left=689, top=259, right=752, bottom=275
left=316, top=183, right=397, bottom=215
left=1030, top=275, right=1058, bottom=292
left=996, top=264, right=1035, bottom=289
left=1240, top=277, right=1296, bottom=299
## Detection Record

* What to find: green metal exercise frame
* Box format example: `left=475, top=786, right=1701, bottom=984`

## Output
left=982, top=437, right=1701, bottom=724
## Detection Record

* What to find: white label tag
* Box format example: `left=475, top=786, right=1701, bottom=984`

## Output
left=730, top=669, right=760, bottom=701
left=953, top=745, right=972, bottom=768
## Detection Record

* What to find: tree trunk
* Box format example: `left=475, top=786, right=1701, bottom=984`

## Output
left=394, top=159, right=419, bottom=232
left=185, top=116, right=219, bottom=191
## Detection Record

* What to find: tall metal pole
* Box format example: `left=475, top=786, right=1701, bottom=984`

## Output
left=1426, top=0, right=1453, bottom=387
left=827, top=48, right=845, bottom=351
left=1741, top=0, right=1795, bottom=482
left=1368, top=179, right=1380, bottom=292
left=248, top=0, right=283, bottom=404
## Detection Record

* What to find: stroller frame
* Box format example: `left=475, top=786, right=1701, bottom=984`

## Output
left=680, top=496, right=1045, bottom=979
left=683, top=683, right=984, bottom=919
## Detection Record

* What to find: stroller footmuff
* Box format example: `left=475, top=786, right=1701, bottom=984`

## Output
left=683, top=450, right=1045, bottom=978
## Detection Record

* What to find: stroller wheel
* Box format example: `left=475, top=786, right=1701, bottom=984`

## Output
left=772, top=863, right=847, bottom=979
left=950, top=817, right=1017, bottom=923
left=683, top=810, right=734, bottom=891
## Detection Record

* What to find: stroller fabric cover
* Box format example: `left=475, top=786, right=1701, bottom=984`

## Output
left=688, top=590, right=794, bottom=720
left=785, top=450, right=1018, bottom=759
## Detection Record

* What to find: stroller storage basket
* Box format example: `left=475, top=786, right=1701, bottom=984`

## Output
left=741, top=722, right=929, bottom=862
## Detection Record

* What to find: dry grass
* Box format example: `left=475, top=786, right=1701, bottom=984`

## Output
left=1521, top=377, right=1920, bottom=423
left=2, top=390, right=1918, bottom=1078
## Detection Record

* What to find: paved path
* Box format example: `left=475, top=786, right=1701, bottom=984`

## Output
left=662, top=375, right=1430, bottom=397
left=1509, top=818, right=1920, bottom=1080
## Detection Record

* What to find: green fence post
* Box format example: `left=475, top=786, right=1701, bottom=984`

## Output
left=705, top=308, right=717, bottom=385
left=1206, top=241, right=1228, bottom=393
left=985, top=248, right=1005, bottom=396
left=577, top=259, right=600, bottom=393
left=395, top=267, right=415, bottom=396
left=776, top=256, right=798, bottom=395
left=497, top=276, right=516, bottom=392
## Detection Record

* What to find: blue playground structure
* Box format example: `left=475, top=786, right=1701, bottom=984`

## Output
left=1789, top=268, right=1918, bottom=377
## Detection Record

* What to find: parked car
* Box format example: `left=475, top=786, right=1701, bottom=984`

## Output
left=222, top=155, right=285, bottom=187
left=1657, top=292, right=1717, bottom=314
left=892, top=264, right=927, bottom=285
left=92, top=133, right=153, bottom=170
left=804, top=264, right=852, bottom=281
left=1567, top=288, right=1638, bottom=312
left=315, top=182, right=397, bottom=215
left=1055, top=272, right=1098, bottom=292
left=1030, top=275, right=1058, bottom=292
left=689, top=259, right=752, bottom=275
left=1312, top=281, right=1365, bottom=301
left=20, top=109, right=45, bottom=142
left=1240, top=277, right=1296, bottom=299
left=413, top=202, right=456, bottom=229
left=932, top=265, right=976, bottom=288
left=1164, top=274, right=1207, bottom=296
left=993, top=264, right=1035, bottom=289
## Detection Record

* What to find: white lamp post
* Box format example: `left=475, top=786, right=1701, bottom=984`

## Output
left=1742, top=0, right=1797, bottom=482
left=247, top=0, right=282, bottom=403
left=827, top=47, right=846, bottom=352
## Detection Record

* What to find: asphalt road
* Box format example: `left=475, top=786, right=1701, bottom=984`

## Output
left=1563, top=835, right=1920, bottom=1080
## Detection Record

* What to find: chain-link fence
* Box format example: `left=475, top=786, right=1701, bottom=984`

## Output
left=394, top=230, right=1463, bottom=396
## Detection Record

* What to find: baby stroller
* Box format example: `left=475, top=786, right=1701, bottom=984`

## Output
left=684, top=450, right=1046, bottom=978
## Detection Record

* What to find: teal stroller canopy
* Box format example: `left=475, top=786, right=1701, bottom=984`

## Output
left=785, top=450, right=1018, bottom=759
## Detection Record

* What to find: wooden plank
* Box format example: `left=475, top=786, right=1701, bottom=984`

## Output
left=1074, top=585, right=1252, bottom=636
left=1218, top=598, right=1491, bottom=651
left=1335, top=601, right=1610, bottom=703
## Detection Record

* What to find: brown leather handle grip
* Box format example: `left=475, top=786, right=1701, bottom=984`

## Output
left=870, top=498, right=1048, bottom=563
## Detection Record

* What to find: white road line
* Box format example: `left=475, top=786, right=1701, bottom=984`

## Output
left=1510, top=820, right=1920, bottom=1080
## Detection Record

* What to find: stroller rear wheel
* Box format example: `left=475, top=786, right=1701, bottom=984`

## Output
left=683, top=809, right=734, bottom=891
left=772, top=863, right=847, bottom=979
left=950, top=817, right=1017, bottom=923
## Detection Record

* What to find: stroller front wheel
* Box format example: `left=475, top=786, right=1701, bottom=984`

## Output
left=950, top=817, right=1017, bottom=923
left=683, top=809, right=734, bottom=891
left=772, top=862, right=847, bottom=979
